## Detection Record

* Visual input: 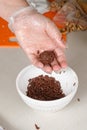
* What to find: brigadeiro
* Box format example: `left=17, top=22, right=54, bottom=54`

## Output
left=38, top=51, right=55, bottom=65
left=26, top=75, right=65, bottom=101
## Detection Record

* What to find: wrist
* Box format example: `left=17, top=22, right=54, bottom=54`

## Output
left=8, top=6, right=38, bottom=32
left=0, top=0, right=29, bottom=21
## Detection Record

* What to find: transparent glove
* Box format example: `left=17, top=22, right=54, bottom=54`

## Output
left=9, top=6, right=67, bottom=73
left=27, top=0, right=50, bottom=13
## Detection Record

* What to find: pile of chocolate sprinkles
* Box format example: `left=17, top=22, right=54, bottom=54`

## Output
left=26, top=75, right=65, bottom=101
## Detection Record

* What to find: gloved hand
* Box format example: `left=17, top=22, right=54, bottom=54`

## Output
left=9, top=6, right=67, bottom=73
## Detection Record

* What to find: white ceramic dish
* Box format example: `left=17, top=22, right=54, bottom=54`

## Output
left=16, top=65, right=78, bottom=112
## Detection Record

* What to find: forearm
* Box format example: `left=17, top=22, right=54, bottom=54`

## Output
left=0, top=0, right=29, bottom=22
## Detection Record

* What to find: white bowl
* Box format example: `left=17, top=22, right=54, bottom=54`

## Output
left=16, top=65, right=78, bottom=112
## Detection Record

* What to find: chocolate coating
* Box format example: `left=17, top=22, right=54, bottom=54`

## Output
left=38, top=51, right=55, bottom=65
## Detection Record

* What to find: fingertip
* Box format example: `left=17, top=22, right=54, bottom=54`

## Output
left=38, top=62, right=44, bottom=68
left=34, top=62, right=44, bottom=69
left=60, top=61, right=68, bottom=68
left=53, top=65, right=61, bottom=71
left=43, top=66, right=53, bottom=74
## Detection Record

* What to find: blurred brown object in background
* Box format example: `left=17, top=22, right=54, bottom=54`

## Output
left=50, top=0, right=67, bottom=12
left=77, top=0, right=87, bottom=14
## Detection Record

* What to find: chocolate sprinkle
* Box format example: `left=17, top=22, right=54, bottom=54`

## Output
left=35, top=124, right=40, bottom=130
left=77, top=98, right=80, bottom=102
left=73, top=82, right=76, bottom=86
left=26, top=75, right=65, bottom=101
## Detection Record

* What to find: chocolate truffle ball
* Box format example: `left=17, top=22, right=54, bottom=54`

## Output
left=38, top=51, right=55, bottom=65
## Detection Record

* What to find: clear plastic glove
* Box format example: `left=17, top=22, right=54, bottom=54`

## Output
left=9, top=7, right=67, bottom=73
